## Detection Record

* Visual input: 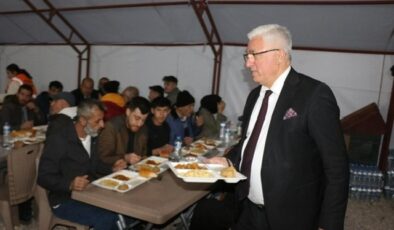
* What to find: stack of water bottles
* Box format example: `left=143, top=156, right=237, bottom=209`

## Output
left=348, top=163, right=384, bottom=201
left=219, top=121, right=241, bottom=146
left=384, top=150, right=394, bottom=199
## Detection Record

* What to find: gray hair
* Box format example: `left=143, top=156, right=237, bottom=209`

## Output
left=77, top=99, right=105, bottom=119
left=247, top=24, right=292, bottom=60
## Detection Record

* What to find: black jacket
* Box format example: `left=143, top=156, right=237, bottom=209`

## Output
left=0, top=95, right=45, bottom=132
left=38, top=114, right=111, bottom=206
left=71, top=88, right=99, bottom=106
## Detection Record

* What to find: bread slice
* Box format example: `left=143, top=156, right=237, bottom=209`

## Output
left=220, top=166, right=237, bottom=178
left=139, top=168, right=157, bottom=178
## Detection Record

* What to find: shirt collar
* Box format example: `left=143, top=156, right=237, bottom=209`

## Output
left=260, top=66, right=291, bottom=96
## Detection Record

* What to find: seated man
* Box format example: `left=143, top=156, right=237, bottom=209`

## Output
left=196, top=94, right=228, bottom=139
left=46, top=92, right=76, bottom=137
left=167, top=90, right=202, bottom=145
left=98, top=96, right=150, bottom=171
left=38, top=100, right=117, bottom=229
left=121, top=86, right=140, bottom=105
left=146, top=97, right=173, bottom=156
left=0, top=84, right=45, bottom=133
left=35, top=80, right=63, bottom=123
left=162, top=75, right=180, bottom=106
left=100, top=80, right=125, bottom=121
left=49, top=92, right=76, bottom=117
left=71, top=77, right=99, bottom=105
left=148, top=85, right=164, bottom=102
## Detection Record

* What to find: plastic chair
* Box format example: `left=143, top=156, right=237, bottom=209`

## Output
left=0, top=143, right=42, bottom=230
left=35, top=185, right=89, bottom=230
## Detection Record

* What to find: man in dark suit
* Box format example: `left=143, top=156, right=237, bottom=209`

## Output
left=208, top=24, right=349, bottom=230
left=71, top=77, right=99, bottom=105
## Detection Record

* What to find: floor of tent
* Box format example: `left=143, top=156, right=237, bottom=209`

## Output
left=0, top=199, right=393, bottom=230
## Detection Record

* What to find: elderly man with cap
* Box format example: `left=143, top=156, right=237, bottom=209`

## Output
left=166, top=90, right=203, bottom=146
left=46, top=92, right=77, bottom=137
left=148, top=85, right=164, bottom=102
left=49, top=92, right=77, bottom=118
left=162, top=75, right=180, bottom=105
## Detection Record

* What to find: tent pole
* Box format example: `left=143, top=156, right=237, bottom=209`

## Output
left=191, top=0, right=223, bottom=94
left=379, top=67, right=394, bottom=171
left=23, top=0, right=90, bottom=87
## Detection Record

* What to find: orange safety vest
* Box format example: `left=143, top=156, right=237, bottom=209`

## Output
left=12, top=73, right=38, bottom=96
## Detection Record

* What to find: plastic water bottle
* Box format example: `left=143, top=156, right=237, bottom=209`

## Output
left=236, top=121, right=242, bottom=137
left=2, top=122, right=11, bottom=150
left=170, top=136, right=182, bottom=161
left=224, top=127, right=231, bottom=144
left=174, top=136, right=182, bottom=153
left=219, top=122, right=226, bottom=140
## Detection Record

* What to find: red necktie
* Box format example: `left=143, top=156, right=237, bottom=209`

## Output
left=239, top=90, right=272, bottom=200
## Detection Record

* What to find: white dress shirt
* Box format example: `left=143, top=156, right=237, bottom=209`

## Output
left=80, top=135, right=92, bottom=157
left=241, top=66, right=291, bottom=205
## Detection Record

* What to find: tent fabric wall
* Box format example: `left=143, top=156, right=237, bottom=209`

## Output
left=0, top=45, right=393, bottom=149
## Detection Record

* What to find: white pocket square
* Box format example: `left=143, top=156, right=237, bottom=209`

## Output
left=283, top=108, right=298, bottom=120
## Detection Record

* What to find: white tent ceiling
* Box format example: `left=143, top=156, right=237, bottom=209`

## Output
left=0, top=0, right=393, bottom=54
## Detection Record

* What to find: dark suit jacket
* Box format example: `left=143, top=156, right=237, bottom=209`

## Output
left=228, top=68, right=349, bottom=230
left=38, top=114, right=111, bottom=206
left=71, top=88, right=99, bottom=106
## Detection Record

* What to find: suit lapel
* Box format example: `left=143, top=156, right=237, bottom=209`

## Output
left=241, top=86, right=261, bottom=139
left=263, top=68, right=300, bottom=166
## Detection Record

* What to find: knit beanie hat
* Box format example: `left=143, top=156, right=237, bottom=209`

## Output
left=101, top=93, right=125, bottom=108
left=175, top=90, right=195, bottom=107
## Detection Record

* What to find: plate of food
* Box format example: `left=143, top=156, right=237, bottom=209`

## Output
left=181, top=145, right=208, bottom=156
left=92, top=170, right=147, bottom=193
left=167, top=162, right=246, bottom=183
left=130, top=156, right=169, bottom=179
left=10, top=128, right=46, bottom=144
left=194, top=138, right=222, bottom=149
left=138, top=156, right=168, bottom=166
left=33, top=125, right=48, bottom=133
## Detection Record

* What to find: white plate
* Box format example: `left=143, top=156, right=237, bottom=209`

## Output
left=92, top=170, right=147, bottom=193
left=194, top=139, right=222, bottom=149
left=129, top=156, right=169, bottom=175
left=138, top=156, right=168, bottom=166
left=181, top=146, right=208, bottom=156
left=167, top=162, right=246, bottom=183
left=22, top=136, right=46, bottom=144
left=33, top=125, right=48, bottom=132
left=11, top=134, right=46, bottom=143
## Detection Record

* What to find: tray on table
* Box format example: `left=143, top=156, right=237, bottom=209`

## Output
left=167, top=161, right=246, bottom=183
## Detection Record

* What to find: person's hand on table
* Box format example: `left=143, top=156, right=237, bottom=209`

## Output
left=125, top=153, right=141, bottom=164
left=153, top=144, right=174, bottom=156
left=26, top=101, right=39, bottom=112
left=112, top=159, right=127, bottom=171
left=70, top=175, right=89, bottom=191
left=152, top=148, right=160, bottom=156
left=162, top=144, right=174, bottom=153
left=20, top=120, right=33, bottom=130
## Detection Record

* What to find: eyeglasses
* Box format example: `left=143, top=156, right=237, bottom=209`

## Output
left=243, top=49, right=279, bottom=62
